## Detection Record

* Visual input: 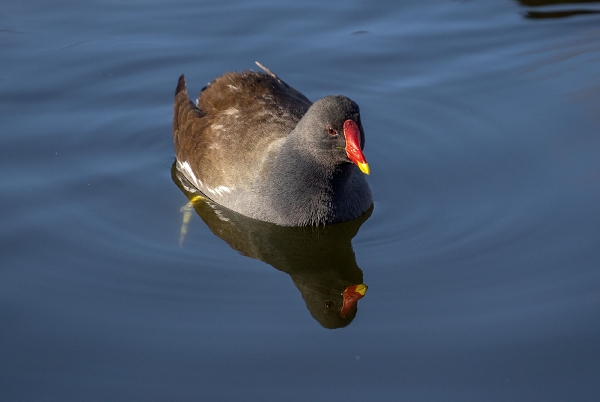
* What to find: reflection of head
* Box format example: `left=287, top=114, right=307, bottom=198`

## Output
left=172, top=163, right=372, bottom=329
left=293, top=279, right=367, bottom=329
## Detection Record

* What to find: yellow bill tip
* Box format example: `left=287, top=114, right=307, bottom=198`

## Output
left=354, top=284, right=368, bottom=296
left=357, top=162, right=370, bottom=175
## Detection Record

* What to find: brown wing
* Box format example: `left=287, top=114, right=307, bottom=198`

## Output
left=173, top=70, right=312, bottom=196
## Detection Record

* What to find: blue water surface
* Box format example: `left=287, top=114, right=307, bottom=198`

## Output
left=1, top=0, right=600, bottom=401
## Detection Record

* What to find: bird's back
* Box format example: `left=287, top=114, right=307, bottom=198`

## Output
left=173, top=70, right=312, bottom=200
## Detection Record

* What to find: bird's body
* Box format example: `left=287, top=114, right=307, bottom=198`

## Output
left=173, top=63, right=372, bottom=226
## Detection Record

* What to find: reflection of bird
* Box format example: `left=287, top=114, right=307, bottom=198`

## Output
left=172, top=164, right=371, bottom=329
left=172, top=62, right=372, bottom=226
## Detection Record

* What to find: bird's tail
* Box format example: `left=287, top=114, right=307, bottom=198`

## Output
left=173, top=74, right=204, bottom=137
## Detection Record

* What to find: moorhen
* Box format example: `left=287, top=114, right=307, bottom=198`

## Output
left=173, top=62, right=372, bottom=226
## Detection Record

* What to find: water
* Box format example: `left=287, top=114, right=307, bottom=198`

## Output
left=2, top=0, right=600, bottom=400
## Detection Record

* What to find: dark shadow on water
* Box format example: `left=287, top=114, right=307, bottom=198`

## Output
left=171, top=162, right=372, bottom=329
left=524, top=9, right=600, bottom=18
left=515, top=0, right=600, bottom=19
left=518, top=0, right=599, bottom=5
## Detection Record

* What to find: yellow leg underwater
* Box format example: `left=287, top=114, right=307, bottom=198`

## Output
left=178, top=195, right=206, bottom=247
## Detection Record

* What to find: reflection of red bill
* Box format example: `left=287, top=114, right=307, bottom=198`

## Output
left=340, top=284, right=368, bottom=318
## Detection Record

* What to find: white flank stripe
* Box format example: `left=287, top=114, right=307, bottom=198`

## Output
left=178, top=160, right=233, bottom=198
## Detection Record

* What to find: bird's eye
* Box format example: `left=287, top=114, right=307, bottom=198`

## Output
left=325, top=300, right=335, bottom=309
left=327, top=126, right=337, bottom=136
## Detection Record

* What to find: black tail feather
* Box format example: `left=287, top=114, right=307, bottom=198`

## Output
left=175, top=74, right=187, bottom=97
